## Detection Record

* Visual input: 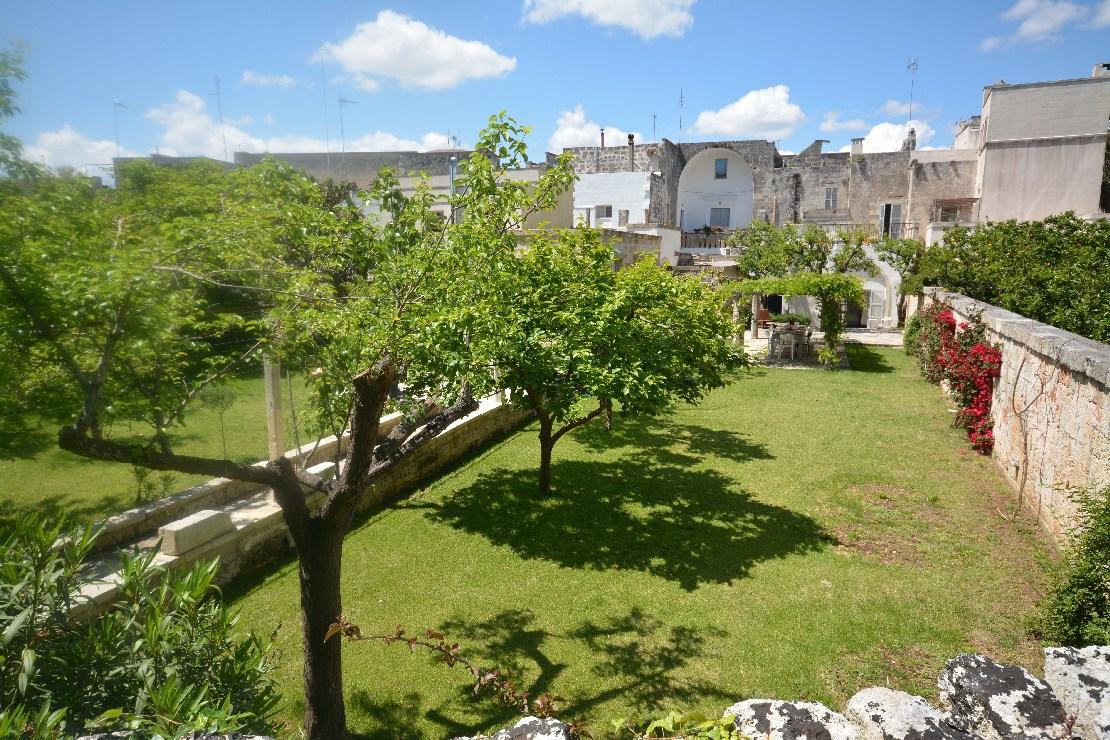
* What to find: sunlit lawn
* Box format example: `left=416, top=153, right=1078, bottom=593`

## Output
left=0, top=371, right=312, bottom=523
left=229, top=346, right=1053, bottom=739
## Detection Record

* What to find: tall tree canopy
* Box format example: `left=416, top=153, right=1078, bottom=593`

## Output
left=477, top=229, right=740, bottom=495
left=0, top=112, right=577, bottom=738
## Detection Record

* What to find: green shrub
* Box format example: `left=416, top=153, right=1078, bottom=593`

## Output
left=902, top=313, right=922, bottom=356
left=769, top=312, right=811, bottom=326
left=927, top=213, right=1110, bottom=343
left=0, top=514, right=280, bottom=737
left=1039, top=487, right=1110, bottom=646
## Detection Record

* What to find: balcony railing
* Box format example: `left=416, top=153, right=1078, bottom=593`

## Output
left=680, top=231, right=732, bottom=249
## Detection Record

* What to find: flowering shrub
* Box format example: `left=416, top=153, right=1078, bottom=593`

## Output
left=910, top=304, right=1002, bottom=454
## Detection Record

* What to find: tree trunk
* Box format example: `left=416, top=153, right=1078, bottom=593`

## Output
left=538, top=419, right=554, bottom=497
left=298, top=520, right=347, bottom=739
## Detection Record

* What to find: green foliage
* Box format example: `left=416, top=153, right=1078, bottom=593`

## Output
left=0, top=514, right=280, bottom=736
left=480, top=227, right=742, bottom=490
left=769, top=312, right=811, bottom=326
left=614, top=710, right=741, bottom=739
left=729, top=222, right=792, bottom=278
left=926, top=213, right=1110, bottom=342
left=830, top=229, right=879, bottom=275
left=0, top=45, right=40, bottom=181
left=876, top=237, right=927, bottom=296
left=728, top=272, right=865, bottom=358
left=1039, top=487, right=1110, bottom=646
left=902, top=313, right=923, bottom=356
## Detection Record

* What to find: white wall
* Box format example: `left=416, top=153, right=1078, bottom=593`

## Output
left=574, top=172, right=652, bottom=228
left=677, top=149, right=755, bottom=232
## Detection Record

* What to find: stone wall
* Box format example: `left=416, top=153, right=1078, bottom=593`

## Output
left=73, top=399, right=532, bottom=620
left=457, top=646, right=1110, bottom=740
left=924, top=289, right=1110, bottom=544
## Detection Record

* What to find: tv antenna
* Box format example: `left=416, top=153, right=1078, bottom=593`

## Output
left=652, top=113, right=657, bottom=140
left=214, top=76, right=228, bottom=161
left=338, top=95, right=357, bottom=152
left=907, top=57, right=919, bottom=122
left=112, top=100, right=128, bottom=158
left=679, top=89, right=684, bottom=137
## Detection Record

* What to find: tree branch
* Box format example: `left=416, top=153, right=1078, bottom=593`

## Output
left=365, top=387, right=478, bottom=483
left=57, top=424, right=281, bottom=488
left=551, top=399, right=609, bottom=445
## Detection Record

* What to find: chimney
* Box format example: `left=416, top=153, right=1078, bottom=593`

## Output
left=1093, top=62, right=1110, bottom=77
left=851, top=138, right=864, bottom=156
left=600, top=128, right=606, bottom=147
left=627, top=133, right=636, bottom=171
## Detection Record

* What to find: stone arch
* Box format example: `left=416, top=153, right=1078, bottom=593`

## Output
left=676, top=147, right=755, bottom=232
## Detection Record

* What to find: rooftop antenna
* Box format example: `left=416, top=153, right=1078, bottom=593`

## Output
left=214, top=76, right=228, bottom=161
left=679, top=88, right=684, bottom=138
left=338, top=95, right=356, bottom=152
left=112, top=100, right=128, bottom=158
left=907, top=57, right=919, bottom=122
left=652, top=113, right=656, bottom=141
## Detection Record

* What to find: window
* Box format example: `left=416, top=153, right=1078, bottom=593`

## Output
left=940, top=205, right=959, bottom=223
left=879, top=203, right=903, bottom=237
left=595, top=205, right=613, bottom=220
left=824, top=187, right=837, bottom=210
left=714, top=158, right=728, bottom=179
left=709, top=207, right=730, bottom=228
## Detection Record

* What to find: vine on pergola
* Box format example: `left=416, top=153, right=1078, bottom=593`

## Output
left=720, top=272, right=865, bottom=363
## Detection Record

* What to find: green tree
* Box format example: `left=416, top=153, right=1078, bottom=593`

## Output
left=925, top=213, right=1110, bottom=342
left=480, top=229, right=739, bottom=495
left=730, top=221, right=792, bottom=277
left=0, top=46, right=39, bottom=180
left=0, top=112, right=575, bottom=738
left=830, top=229, right=879, bottom=275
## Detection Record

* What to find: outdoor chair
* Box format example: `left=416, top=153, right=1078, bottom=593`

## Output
left=776, top=333, right=798, bottom=362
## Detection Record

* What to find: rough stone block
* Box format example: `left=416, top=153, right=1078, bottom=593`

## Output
left=159, top=509, right=234, bottom=555
left=847, top=687, right=973, bottom=740
left=725, top=699, right=859, bottom=740
left=451, top=716, right=570, bottom=740
left=937, top=653, right=1068, bottom=740
left=1043, top=645, right=1110, bottom=740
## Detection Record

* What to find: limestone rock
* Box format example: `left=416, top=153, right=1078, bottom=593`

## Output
left=452, top=716, right=571, bottom=740
left=725, top=699, right=859, bottom=740
left=846, top=686, right=973, bottom=740
left=1043, top=645, right=1110, bottom=740
left=937, top=653, right=1068, bottom=740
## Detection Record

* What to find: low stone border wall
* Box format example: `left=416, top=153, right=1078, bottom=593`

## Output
left=923, top=288, right=1110, bottom=545
left=73, top=400, right=531, bottom=620
left=460, top=646, right=1110, bottom=740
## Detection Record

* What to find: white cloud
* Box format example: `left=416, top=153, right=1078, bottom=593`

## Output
left=23, top=125, right=139, bottom=170
left=981, top=0, right=1091, bottom=50
left=522, top=0, right=694, bottom=39
left=240, top=70, right=297, bottom=88
left=689, top=85, right=805, bottom=139
left=143, top=89, right=452, bottom=158
left=819, top=112, right=868, bottom=133
left=838, top=119, right=938, bottom=153
left=547, top=105, right=642, bottom=151
left=880, top=99, right=912, bottom=116
left=314, top=11, right=516, bottom=91
left=1093, top=0, right=1110, bottom=25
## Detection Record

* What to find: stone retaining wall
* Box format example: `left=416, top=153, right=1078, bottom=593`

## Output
left=922, top=288, right=1110, bottom=544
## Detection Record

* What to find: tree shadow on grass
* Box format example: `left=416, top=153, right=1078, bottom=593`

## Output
left=845, top=344, right=896, bottom=373
left=573, top=414, right=774, bottom=468
left=349, top=691, right=429, bottom=740
left=422, top=420, right=828, bottom=591
left=377, top=606, right=736, bottom=737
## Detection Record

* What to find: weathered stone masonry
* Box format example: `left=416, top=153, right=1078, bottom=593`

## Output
left=924, top=288, right=1110, bottom=545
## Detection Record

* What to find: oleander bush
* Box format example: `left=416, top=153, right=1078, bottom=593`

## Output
left=0, top=514, right=280, bottom=737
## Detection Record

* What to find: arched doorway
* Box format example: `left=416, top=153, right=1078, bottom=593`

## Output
left=677, top=148, right=755, bottom=232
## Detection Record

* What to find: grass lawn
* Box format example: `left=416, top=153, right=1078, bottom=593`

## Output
left=229, top=345, right=1054, bottom=740
left=0, top=371, right=312, bottom=523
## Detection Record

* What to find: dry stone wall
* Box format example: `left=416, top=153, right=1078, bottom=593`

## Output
left=923, top=289, right=1110, bottom=544
left=456, top=646, right=1110, bottom=740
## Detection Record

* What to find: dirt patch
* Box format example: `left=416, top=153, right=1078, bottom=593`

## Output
left=833, top=524, right=922, bottom=565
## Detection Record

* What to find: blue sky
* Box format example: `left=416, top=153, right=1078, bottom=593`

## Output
left=3, top=0, right=1109, bottom=175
